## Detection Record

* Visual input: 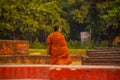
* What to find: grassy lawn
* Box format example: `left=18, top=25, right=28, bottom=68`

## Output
left=29, top=49, right=86, bottom=55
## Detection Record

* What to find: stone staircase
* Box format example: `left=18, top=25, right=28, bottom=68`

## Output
left=81, top=47, right=120, bottom=65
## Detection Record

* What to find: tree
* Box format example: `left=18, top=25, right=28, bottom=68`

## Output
left=0, top=0, right=70, bottom=41
left=58, top=0, right=90, bottom=40
left=84, top=0, right=105, bottom=43
left=98, top=0, right=120, bottom=46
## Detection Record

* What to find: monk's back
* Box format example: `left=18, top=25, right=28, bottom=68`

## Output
left=51, top=32, right=66, bottom=47
left=46, top=26, right=72, bottom=65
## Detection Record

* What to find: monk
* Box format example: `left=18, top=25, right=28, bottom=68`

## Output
left=46, top=26, right=72, bottom=65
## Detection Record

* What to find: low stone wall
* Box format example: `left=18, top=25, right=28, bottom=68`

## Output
left=0, top=40, right=29, bottom=55
left=0, top=40, right=81, bottom=64
left=0, top=54, right=81, bottom=64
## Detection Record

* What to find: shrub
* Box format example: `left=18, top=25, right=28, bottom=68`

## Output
left=67, top=40, right=81, bottom=49
left=67, top=40, right=109, bottom=49
left=80, top=41, right=94, bottom=49
left=80, top=40, right=108, bottom=49
left=30, top=41, right=47, bottom=49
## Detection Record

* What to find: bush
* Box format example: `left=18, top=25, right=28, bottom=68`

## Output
left=67, top=40, right=95, bottom=49
left=67, top=40, right=109, bottom=49
left=80, top=40, right=108, bottom=49
left=67, top=40, right=81, bottom=49
left=30, top=40, right=110, bottom=49
left=80, top=41, right=94, bottom=49
left=30, top=41, right=47, bottom=49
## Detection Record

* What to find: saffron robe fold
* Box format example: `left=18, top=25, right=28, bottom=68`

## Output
left=46, top=31, right=72, bottom=65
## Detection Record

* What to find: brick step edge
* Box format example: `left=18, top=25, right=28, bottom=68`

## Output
left=84, top=56, right=120, bottom=59
left=82, top=59, right=120, bottom=62
left=82, top=63, right=120, bottom=66
left=87, top=54, right=120, bottom=56
left=87, top=52, right=120, bottom=54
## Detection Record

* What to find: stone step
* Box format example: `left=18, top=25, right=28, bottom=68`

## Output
left=87, top=56, right=120, bottom=59
left=87, top=51, right=120, bottom=54
left=87, top=53, right=120, bottom=57
left=82, top=62, right=120, bottom=65
left=82, top=62, right=120, bottom=66
left=82, top=47, right=120, bottom=65
left=95, top=47, right=120, bottom=50
left=82, top=61, right=120, bottom=65
left=87, top=48, right=120, bottom=52
left=82, top=55, right=120, bottom=59
left=83, top=58, right=120, bottom=62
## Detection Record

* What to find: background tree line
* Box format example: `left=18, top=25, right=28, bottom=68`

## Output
left=0, top=0, right=120, bottom=47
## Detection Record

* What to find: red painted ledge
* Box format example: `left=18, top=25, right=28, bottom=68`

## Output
left=0, top=65, right=120, bottom=80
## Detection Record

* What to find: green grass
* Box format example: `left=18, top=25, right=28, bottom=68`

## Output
left=29, top=49, right=46, bottom=55
left=69, top=49, right=86, bottom=54
left=29, top=49, right=86, bottom=55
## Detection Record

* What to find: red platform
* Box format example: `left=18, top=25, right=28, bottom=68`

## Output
left=0, top=65, right=120, bottom=80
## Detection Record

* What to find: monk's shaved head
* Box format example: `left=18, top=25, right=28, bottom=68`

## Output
left=54, top=26, right=60, bottom=31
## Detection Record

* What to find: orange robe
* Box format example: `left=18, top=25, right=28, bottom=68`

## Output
left=46, top=31, right=72, bottom=65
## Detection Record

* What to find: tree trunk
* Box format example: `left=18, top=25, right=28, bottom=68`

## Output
left=108, top=39, right=113, bottom=47
left=106, top=26, right=115, bottom=47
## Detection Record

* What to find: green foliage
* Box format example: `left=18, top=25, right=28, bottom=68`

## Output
left=29, top=40, right=108, bottom=49
left=84, top=1, right=105, bottom=42
left=98, top=0, right=120, bottom=46
left=0, top=0, right=119, bottom=46
left=0, top=0, right=70, bottom=40
left=80, top=40, right=108, bottom=49
left=99, top=0, right=120, bottom=28
left=80, top=41, right=94, bottom=49
left=84, top=0, right=120, bottom=47
left=30, top=41, right=47, bottom=49
left=60, top=0, right=89, bottom=24
left=67, top=40, right=81, bottom=49
left=59, top=0, right=90, bottom=40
